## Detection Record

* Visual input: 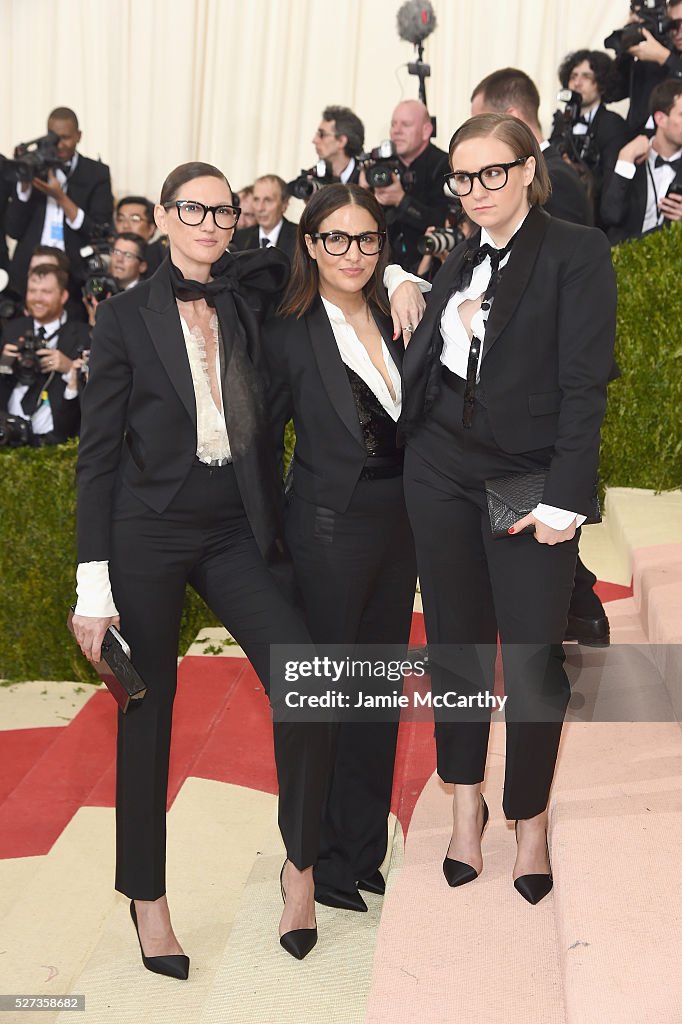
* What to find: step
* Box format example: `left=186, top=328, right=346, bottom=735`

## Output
left=200, top=815, right=403, bottom=1024
left=604, top=487, right=682, bottom=584
left=54, top=778, right=278, bottom=1024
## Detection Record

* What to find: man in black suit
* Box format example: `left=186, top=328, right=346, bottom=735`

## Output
left=312, top=105, right=365, bottom=183
left=0, top=265, right=89, bottom=444
left=610, top=0, right=682, bottom=134
left=601, top=78, right=682, bottom=244
left=114, top=195, right=168, bottom=276
left=6, top=107, right=113, bottom=297
left=231, top=175, right=297, bottom=259
left=551, top=49, right=629, bottom=227
left=471, top=68, right=594, bottom=226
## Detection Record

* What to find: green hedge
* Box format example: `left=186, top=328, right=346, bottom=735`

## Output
left=600, top=223, right=682, bottom=491
left=1, top=223, right=679, bottom=681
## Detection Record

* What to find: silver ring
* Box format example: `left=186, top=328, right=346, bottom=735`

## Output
left=404, top=323, right=414, bottom=333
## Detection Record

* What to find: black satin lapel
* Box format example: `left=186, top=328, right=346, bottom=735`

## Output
left=307, top=301, right=365, bottom=449
left=141, top=265, right=195, bottom=424
left=481, top=206, right=551, bottom=361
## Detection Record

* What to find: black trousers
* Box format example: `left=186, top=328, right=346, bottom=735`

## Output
left=286, top=475, right=417, bottom=893
left=403, top=374, right=578, bottom=820
left=108, top=462, right=333, bottom=900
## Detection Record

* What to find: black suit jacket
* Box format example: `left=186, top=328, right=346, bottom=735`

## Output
left=600, top=158, right=682, bottom=245
left=232, top=218, right=298, bottom=261
left=76, top=252, right=290, bottom=563
left=6, top=154, right=113, bottom=293
left=0, top=316, right=88, bottom=440
left=542, top=144, right=594, bottom=226
left=262, top=297, right=401, bottom=513
left=400, top=206, right=617, bottom=516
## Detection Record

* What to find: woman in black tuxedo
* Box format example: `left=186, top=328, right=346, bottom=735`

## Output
left=400, top=115, right=617, bottom=903
left=71, top=161, right=330, bottom=968
left=263, top=184, right=417, bottom=914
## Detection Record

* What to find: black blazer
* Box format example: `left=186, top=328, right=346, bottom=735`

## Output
left=542, top=145, right=594, bottom=226
left=0, top=316, right=88, bottom=440
left=399, top=206, right=617, bottom=517
left=76, top=253, right=289, bottom=564
left=6, top=155, right=113, bottom=293
left=232, top=218, right=298, bottom=261
left=600, top=159, right=682, bottom=245
left=263, top=297, right=401, bottom=513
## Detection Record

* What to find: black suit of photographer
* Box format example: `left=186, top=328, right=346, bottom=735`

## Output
left=612, top=50, right=682, bottom=134
left=383, top=142, right=451, bottom=272
left=0, top=316, right=88, bottom=442
left=5, top=155, right=113, bottom=295
left=600, top=153, right=682, bottom=243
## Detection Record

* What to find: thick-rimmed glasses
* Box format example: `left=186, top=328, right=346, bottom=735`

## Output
left=444, top=157, right=530, bottom=198
left=309, top=230, right=386, bottom=256
left=163, top=200, right=241, bottom=229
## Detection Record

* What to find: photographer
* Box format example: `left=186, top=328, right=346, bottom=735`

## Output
left=601, top=78, right=682, bottom=243
left=0, top=266, right=89, bottom=445
left=312, top=105, right=365, bottom=183
left=114, top=196, right=167, bottom=276
left=5, top=107, right=113, bottom=297
left=610, top=1, right=682, bottom=132
left=365, top=100, right=450, bottom=272
left=550, top=50, right=629, bottom=225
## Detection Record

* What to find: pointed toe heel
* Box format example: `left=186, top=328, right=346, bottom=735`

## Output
left=357, top=869, right=385, bottom=896
left=130, top=901, right=190, bottom=980
left=513, top=873, right=554, bottom=905
left=443, top=795, right=489, bottom=888
left=279, top=861, right=318, bottom=961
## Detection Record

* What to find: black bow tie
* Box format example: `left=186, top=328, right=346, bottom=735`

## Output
left=654, top=155, right=681, bottom=171
left=168, top=247, right=289, bottom=307
left=465, top=238, right=515, bottom=275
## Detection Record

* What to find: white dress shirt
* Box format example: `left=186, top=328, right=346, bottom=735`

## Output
left=321, top=297, right=401, bottom=420
left=339, top=158, right=357, bottom=184
left=259, top=219, right=283, bottom=248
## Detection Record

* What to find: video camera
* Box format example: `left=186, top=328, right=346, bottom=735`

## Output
left=359, top=141, right=416, bottom=190
left=551, top=89, right=599, bottom=167
left=286, top=160, right=337, bottom=200
left=605, top=0, right=681, bottom=56
left=0, top=131, right=67, bottom=185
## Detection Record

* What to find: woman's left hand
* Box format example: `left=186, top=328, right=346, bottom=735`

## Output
left=509, top=513, right=576, bottom=544
left=390, top=281, right=426, bottom=344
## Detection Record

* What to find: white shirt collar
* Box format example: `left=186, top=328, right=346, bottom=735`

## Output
left=259, top=219, right=283, bottom=246
left=339, top=158, right=356, bottom=184
left=32, top=313, right=66, bottom=340
left=479, top=209, right=530, bottom=250
left=650, top=144, right=682, bottom=166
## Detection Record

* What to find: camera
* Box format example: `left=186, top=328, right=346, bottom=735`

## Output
left=0, top=411, right=32, bottom=447
left=417, top=205, right=469, bottom=256
left=0, top=130, right=67, bottom=185
left=360, top=141, right=416, bottom=190
left=75, top=344, right=90, bottom=391
left=0, top=269, right=21, bottom=321
left=1, top=329, right=48, bottom=387
left=605, top=0, right=681, bottom=56
left=286, top=160, right=337, bottom=200
left=551, top=89, right=599, bottom=167
left=80, top=237, right=120, bottom=303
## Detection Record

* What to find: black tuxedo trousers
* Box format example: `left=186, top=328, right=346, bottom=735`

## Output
left=109, top=462, right=332, bottom=899
left=403, top=374, right=578, bottom=820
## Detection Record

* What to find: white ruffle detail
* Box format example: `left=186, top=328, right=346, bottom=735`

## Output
left=180, top=312, right=231, bottom=464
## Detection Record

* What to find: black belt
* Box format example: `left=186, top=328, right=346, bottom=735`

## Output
left=359, top=454, right=404, bottom=480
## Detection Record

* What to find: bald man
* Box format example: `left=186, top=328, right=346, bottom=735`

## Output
left=370, top=99, right=450, bottom=272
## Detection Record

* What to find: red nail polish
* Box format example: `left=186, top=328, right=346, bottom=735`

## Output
left=508, top=527, right=515, bottom=534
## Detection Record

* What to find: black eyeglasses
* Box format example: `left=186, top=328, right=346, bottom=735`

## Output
left=309, top=230, right=386, bottom=256
left=444, top=157, right=531, bottom=197
left=163, top=200, right=241, bottom=229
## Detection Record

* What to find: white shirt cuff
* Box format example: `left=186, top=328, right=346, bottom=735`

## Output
left=16, top=183, right=32, bottom=201
left=63, top=385, right=79, bottom=400
left=614, top=159, right=637, bottom=180
left=533, top=503, right=586, bottom=530
left=383, top=264, right=432, bottom=301
left=75, top=561, right=119, bottom=617
left=65, top=207, right=85, bottom=231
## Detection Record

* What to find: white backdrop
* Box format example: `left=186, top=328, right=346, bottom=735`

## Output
left=0, top=0, right=627, bottom=207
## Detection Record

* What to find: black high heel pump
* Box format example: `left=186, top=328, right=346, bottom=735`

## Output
left=513, top=822, right=553, bottom=905
left=443, top=794, right=489, bottom=887
left=279, top=861, right=318, bottom=961
left=129, top=901, right=189, bottom=980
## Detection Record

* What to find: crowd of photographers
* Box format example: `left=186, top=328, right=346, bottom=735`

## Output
left=1, top=0, right=681, bottom=449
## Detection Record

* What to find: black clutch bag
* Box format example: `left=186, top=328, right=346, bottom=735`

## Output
left=484, top=471, right=601, bottom=539
left=67, top=608, right=147, bottom=713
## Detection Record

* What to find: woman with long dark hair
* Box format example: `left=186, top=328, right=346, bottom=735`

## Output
left=400, top=115, right=616, bottom=902
left=263, top=184, right=417, bottom=913
left=71, top=161, right=331, bottom=968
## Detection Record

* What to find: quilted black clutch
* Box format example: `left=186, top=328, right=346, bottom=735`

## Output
left=485, top=471, right=601, bottom=539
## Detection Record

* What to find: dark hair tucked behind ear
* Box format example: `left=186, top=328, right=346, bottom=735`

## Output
left=279, top=183, right=390, bottom=319
left=159, top=162, right=230, bottom=204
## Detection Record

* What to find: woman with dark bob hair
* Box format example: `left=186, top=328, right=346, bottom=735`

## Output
left=263, top=183, right=417, bottom=915
left=400, top=115, right=616, bottom=902
left=72, top=161, right=334, bottom=969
